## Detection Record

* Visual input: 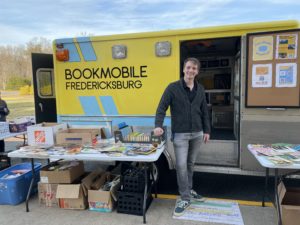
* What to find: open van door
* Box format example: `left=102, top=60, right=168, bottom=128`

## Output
left=180, top=37, right=241, bottom=168
left=31, top=53, right=57, bottom=123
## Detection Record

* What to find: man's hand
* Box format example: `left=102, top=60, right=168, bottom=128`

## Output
left=203, top=133, right=210, bottom=144
left=153, top=127, right=164, bottom=136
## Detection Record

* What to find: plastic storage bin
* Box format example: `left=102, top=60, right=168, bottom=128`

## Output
left=0, top=162, right=42, bottom=205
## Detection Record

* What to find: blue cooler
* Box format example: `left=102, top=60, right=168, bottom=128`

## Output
left=0, top=163, right=42, bottom=205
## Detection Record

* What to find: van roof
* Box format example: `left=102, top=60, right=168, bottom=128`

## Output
left=55, top=20, right=299, bottom=43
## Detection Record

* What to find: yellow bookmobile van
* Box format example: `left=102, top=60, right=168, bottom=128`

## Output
left=32, top=20, right=300, bottom=175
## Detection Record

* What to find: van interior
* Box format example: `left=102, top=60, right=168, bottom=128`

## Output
left=180, top=37, right=241, bottom=141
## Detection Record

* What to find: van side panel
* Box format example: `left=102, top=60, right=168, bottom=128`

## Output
left=54, top=37, right=178, bottom=125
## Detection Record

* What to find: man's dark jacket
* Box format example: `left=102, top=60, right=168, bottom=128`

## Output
left=155, top=79, right=211, bottom=134
left=0, top=100, right=9, bottom=122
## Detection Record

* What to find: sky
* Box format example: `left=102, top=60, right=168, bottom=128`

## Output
left=1, top=0, right=300, bottom=46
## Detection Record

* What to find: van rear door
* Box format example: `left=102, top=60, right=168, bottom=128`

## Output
left=31, top=53, right=57, bottom=123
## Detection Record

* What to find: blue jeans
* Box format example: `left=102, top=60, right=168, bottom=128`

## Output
left=173, top=132, right=203, bottom=201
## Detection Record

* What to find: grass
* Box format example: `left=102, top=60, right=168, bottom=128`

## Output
left=2, top=93, right=35, bottom=121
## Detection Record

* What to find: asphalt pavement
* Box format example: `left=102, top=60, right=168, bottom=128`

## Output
left=0, top=195, right=277, bottom=225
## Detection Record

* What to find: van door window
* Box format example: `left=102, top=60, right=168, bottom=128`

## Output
left=36, top=69, right=54, bottom=98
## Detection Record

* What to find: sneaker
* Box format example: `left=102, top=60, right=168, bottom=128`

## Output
left=190, top=189, right=206, bottom=202
left=173, top=200, right=191, bottom=217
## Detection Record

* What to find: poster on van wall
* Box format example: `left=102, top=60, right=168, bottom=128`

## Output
left=252, top=64, right=272, bottom=88
left=252, top=36, right=273, bottom=61
left=276, top=34, right=298, bottom=59
left=275, top=63, right=297, bottom=87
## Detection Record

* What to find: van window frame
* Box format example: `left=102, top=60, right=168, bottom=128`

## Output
left=36, top=68, right=55, bottom=99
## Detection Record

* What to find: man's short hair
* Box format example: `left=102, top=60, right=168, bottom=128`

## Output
left=183, top=57, right=201, bottom=71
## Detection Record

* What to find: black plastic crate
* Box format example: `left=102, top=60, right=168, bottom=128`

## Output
left=121, top=167, right=150, bottom=193
left=117, top=191, right=152, bottom=216
left=0, top=153, right=11, bottom=171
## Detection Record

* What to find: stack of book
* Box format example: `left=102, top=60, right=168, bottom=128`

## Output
left=250, top=144, right=300, bottom=165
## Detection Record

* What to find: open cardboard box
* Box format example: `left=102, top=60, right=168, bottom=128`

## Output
left=278, top=181, right=300, bottom=225
left=82, top=169, right=120, bottom=212
left=56, top=183, right=87, bottom=210
left=40, top=161, right=85, bottom=184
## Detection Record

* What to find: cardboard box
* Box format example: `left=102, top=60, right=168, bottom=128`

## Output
left=278, top=182, right=300, bottom=225
left=82, top=170, right=120, bottom=212
left=56, top=128, right=101, bottom=145
left=56, top=184, right=87, bottom=210
left=38, top=182, right=59, bottom=207
left=40, top=161, right=85, bottom=184
left=27, top=122, right=67, bottom=146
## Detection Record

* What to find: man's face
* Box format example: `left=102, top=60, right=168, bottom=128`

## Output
left=183, top=61, right=198, bottom=81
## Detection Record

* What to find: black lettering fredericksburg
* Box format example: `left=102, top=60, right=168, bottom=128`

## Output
left=64, top=65, right=147, bottom=90
left=65, top=80, right=143, bottom=90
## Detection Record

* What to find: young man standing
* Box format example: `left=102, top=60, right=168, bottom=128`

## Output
left=154, top=58, right=210, bottom=216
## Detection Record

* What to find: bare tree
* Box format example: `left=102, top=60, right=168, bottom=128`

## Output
left=0, top=37, right=52, bottom=90
left=26, top=37, right=52, bottom=54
